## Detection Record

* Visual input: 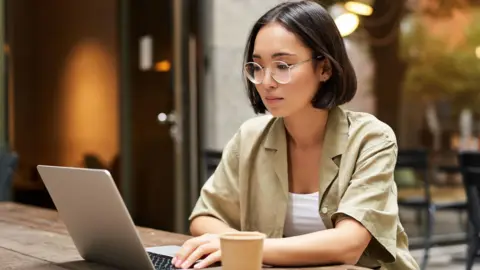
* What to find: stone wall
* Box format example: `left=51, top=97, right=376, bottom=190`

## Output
left=203, top=0, right=286, bottom=151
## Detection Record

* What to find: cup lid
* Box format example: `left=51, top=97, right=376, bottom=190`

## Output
left=220, top=231, right=266, bottom=240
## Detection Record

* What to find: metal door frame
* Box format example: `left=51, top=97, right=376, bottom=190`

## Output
left=173, top=0, right=187, bottom=234
left=172, top=0, right=201, bottom=234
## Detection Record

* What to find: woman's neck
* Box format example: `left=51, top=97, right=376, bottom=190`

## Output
left=283, top=107, right=329, bottom=149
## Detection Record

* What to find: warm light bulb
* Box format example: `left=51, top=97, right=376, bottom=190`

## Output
left=335, top=13, right=360, bottom=37
left=476, top=46, right=480, bottom=59
left=344, top=1, right=373, bottom=16
left=155, top=60, right=171, bottom=72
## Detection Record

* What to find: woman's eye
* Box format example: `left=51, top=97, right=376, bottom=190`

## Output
left=276, top=64, right=290, bottom=70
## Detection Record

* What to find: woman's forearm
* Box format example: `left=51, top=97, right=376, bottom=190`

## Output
left=189, top=216, right=238, bottom=236
left=263, top=227, right=368, bottom=266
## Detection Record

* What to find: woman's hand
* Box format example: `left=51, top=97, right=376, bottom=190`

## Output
left=172, top=233, right=221, bottom=269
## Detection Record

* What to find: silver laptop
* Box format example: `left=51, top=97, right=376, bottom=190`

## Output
left=37, top=165, right=186, bottom=270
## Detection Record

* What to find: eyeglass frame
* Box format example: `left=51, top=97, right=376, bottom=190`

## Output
left=243, top=55, right=325, bottom=85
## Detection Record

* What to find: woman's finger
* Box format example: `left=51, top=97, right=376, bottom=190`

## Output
left=174, top=237, right=209, bottom=267
left=180, top=243, right=217, bottom=269
left=193, top=250, right=221, bottom=269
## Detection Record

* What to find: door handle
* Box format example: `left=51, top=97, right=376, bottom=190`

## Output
left=157, top=112, right=176, bottom=124
left=157, top=111, right=181, bottom=143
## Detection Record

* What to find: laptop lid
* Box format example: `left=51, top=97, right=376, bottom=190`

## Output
left=37, top=165, right=155, bottom=270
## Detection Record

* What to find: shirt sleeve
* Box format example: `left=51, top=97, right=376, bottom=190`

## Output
left=331, top=139, right=399, bottom=264
left=189, top=131, right=241, bottom=230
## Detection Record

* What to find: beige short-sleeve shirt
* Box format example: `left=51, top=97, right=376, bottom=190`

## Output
left=190, top=106, right=420, bottom=269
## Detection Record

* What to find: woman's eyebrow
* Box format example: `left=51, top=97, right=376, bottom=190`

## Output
left=272, top=52, right=296, bottom=58
left=252, top=52, right=297, bottom=59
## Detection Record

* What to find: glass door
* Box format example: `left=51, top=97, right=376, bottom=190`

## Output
left=119, top=0, right=203, bottom=233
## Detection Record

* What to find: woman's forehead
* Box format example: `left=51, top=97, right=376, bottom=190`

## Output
left=253, top=23, right=310, bottom=58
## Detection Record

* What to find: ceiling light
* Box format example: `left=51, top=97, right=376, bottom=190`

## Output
left=335, top=13, right=360, bottom=37
left=330, top=3, right=360, bottom=37
left=344, top=0, right=374, bottom=16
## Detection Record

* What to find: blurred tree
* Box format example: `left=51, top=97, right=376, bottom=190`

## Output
left=401, top=8, right=480, bottom=114
left=419, top=0, right=469, bottom=17
left=364, top=0, right=407, bottom=134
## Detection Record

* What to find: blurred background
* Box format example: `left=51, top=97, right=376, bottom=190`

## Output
left=1, top=0, right=480, bottom=269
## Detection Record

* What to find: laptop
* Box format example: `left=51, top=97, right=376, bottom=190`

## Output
left=37, top=165, right=214, bottom=270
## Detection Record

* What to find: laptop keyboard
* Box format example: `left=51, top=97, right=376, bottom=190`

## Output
left=147, top=252, right=179, bottom=270
left=147, top=251, right=221, bottom=269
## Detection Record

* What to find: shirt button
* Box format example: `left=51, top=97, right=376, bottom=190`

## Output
left=321, top=207, right=328, bottom=214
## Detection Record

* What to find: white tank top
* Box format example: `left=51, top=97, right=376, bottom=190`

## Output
left=283, top=192, right=326, bottom=237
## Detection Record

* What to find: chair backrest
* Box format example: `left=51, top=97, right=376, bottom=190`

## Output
left=0, top=149, right=19, bottom=201
left=458, top=151, right=480, bottom=168
left=460, top=167, right=480, bottom=232
left=396, top=149, right=429, bottom=169
left=396, top=149, right=431, bottom=201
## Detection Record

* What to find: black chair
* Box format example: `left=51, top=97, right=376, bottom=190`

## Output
left=396, top=149, right=467, bottom=270
left=0, top=149, right=19, bottom=201
left=458, top=152, right=480, bottom=270
left=459, top=151, right=480, bottom=169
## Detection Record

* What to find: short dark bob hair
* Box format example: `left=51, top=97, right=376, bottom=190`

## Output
left=243, top=0, right=357, bottom=114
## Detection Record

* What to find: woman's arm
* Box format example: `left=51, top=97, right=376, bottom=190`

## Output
left=190, top=216, right=238, bottom=236
left=262, top=136, right=402, bottom=267
left=263, top=218, right=371, bottom=266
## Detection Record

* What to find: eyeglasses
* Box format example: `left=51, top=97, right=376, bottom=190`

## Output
left=244, top=56, right=323, bottom=85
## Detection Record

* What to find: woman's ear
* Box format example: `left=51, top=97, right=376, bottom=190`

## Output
left=321, top=62, right=332, bottom=82
left=317, top=58, right=332, bottom=82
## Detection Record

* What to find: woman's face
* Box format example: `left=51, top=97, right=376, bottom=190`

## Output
left=251, top=22, right=325, bottom=117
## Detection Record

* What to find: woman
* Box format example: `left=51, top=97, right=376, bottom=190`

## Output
left=173, top=1, right=419, bottom=269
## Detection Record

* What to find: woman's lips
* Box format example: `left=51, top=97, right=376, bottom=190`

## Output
left=264, top=97, right=284, bottom=104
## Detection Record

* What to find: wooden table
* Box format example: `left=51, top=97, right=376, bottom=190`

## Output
left=0, top=202, right=367, bottom=270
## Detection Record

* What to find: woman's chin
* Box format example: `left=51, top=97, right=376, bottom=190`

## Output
left=265, top=107, right=288, bottom=117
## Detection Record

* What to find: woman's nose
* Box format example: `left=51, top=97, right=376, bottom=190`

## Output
left=262, top=69, right=277, bottom=88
